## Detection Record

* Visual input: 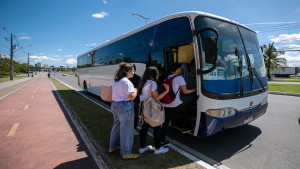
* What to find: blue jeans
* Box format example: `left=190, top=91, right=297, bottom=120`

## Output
left=109, top=100, right=134, bottom=155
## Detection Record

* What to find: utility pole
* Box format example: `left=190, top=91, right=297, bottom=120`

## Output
left=27, top=53, right=30, bottom=77
left=10, top=34, right=13, bottom=80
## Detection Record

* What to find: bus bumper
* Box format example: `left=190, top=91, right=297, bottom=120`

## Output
left=197, top=103, right=268, bottom=138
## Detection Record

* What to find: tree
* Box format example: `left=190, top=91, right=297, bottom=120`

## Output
left=262, top=42, right=287, bottom=79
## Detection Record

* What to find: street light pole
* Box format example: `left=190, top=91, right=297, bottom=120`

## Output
left=132, top=13, right=150, bottom=24
left=10, top=34, right=13, bottom=80
left=27, top=53, right=30, bottom=77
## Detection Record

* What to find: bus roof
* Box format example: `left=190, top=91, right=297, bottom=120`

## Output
left=78, top=11, right=254, bottom=58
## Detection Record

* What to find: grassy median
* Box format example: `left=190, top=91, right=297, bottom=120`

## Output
left=268, top=83, right=300, bottom=93
left=50, top=77, right=204, bottom=169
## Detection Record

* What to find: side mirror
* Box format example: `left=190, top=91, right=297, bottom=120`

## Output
left=205, top=37, right=218, bottom=64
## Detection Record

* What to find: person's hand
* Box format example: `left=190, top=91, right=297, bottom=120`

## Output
left=163, top=84, right=169, bottom=92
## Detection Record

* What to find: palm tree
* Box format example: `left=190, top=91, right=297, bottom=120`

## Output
left=262, top=42, right=287, bottom=79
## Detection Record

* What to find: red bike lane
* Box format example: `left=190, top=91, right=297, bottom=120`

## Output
left=0, top=73, right=98, bottom=169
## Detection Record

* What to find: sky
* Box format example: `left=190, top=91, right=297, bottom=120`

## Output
left=0, top=0, right=299, bottom=68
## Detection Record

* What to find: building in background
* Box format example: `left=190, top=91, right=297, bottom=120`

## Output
left=35, top=63, right=42, bottom=71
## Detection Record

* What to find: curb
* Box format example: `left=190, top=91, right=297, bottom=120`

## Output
left=268, top=91, right=300, bottom=97
left=52, top=78, right=217, bottom=169
left=50, top=79, right=114, bottom=169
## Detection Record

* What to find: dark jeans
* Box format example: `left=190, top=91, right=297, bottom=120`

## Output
left=161, top=103, right=188, bottom=142
left=140, top=122, right=161, bottom=149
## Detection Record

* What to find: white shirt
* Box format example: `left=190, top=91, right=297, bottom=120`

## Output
left=112, top=77, right=134, bottom=101
left=165, top=74, right=186, bottom=108
left=139, top=80, right=157, bottom=102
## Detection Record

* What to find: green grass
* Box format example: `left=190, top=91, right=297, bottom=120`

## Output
left=268, top=83, right=300, bottom=93
left=66, top=72, right=76, bottom=76
left=50, top=77, right=203, bottom=169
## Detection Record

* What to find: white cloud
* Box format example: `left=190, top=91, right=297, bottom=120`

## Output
left=285, top=44, right=300, bottom=50
left=30, top=55, right=62, bottom=61
left=57, top=49, right=63, bottom=52
left=280, top=52, right=300, bottom=67
left=18, top=36, right=31, bottom=40
left=51, top=54, right=60, bottom=58
left=102, top=0, right=107, bottom=4
left=64, top=55, right=73, bottom=57
left=65, top=58, right=77, bottom=65
left=270, top=33, right=300, bottom=43
left=92, top=11, right=109, bottom=18
left=86, top=43, right=97, bottom=47
left=244, top=22, right=298, bottom=26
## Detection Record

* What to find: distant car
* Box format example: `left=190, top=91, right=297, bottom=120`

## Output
left=62, top=74, right=67, bottom=76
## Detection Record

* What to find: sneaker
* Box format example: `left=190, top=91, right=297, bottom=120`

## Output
left=139, top=145, right=152, bottom=154
left=182, top=128, right=194, bottom=134
left=154, top=146, right=169, bottom=155
left=134, top=129, right=139, bottom=136
left=122, top=153, right=140, bottom=160
left=108, top=146, right=120, bottom=153
left=160, top=141, right=170, bottom=146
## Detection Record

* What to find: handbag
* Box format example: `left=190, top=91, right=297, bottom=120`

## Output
left=139, top=81, right=165, bottom=127
left=101, top=86, right=112, bottom=102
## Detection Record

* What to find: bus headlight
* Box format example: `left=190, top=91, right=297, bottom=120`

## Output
left=206, top=107, right=236, bottom=118
left=261, top=96, right=268, bottom=105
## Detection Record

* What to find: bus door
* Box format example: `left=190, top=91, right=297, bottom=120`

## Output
left=169, top=44, right=198, bottom=130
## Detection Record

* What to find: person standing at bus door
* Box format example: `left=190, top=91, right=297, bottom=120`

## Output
left=138, top=67, right=170, bottom=155
left=129, top=64, right=141, bottom=135
left=160, top=63, right=197, bottom=146
left=108, top=63, right=140, bottom=160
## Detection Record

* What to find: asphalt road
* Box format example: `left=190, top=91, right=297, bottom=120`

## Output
left=54, top=73, right=300, bottom=169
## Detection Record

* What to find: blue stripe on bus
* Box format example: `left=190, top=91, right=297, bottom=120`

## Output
left=203, top=77, right=267, bottom=94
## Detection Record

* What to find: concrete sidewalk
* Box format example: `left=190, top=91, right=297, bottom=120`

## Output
left=0, top=73, right=99, bottom=169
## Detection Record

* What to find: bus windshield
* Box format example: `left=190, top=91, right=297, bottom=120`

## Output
left=194, top=16, right=267, bottom=98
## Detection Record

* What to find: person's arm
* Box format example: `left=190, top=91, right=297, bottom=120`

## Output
left=180, top=85, right=196, bottom=94
left=151, top=84, right=169, bottom=102
left=128, top=88, right=137, bottom=100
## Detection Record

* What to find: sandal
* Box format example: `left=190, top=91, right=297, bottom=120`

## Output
left=122, top=153, right=140, bottom=160
left=109, top=146, right=120, bottom=153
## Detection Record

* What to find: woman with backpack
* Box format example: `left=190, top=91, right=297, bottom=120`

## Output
left=108, top=63, right=140, bottom=160
left=137, top=67, right=170, bottom=155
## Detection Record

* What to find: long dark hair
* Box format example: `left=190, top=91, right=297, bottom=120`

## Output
left=114, top=62, right=134, bottom=82
left=137, top=67, right=159, bottom=95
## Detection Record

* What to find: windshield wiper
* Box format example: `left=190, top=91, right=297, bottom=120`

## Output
left=235, top=48, right=243, bottom=96
left=249, top=63, right=266, bottom=92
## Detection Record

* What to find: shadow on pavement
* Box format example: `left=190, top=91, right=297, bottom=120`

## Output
left=52, top=91, right=99, bottom=169
left=167, top=123, right=261, bottom=166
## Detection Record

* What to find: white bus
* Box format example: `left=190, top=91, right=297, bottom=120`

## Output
left=77, top=11, right=268, bottom=138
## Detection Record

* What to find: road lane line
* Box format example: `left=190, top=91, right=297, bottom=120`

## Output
left=7, top=123, right=20, bottom=136
left=24, top=105, right=29, bottom=110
